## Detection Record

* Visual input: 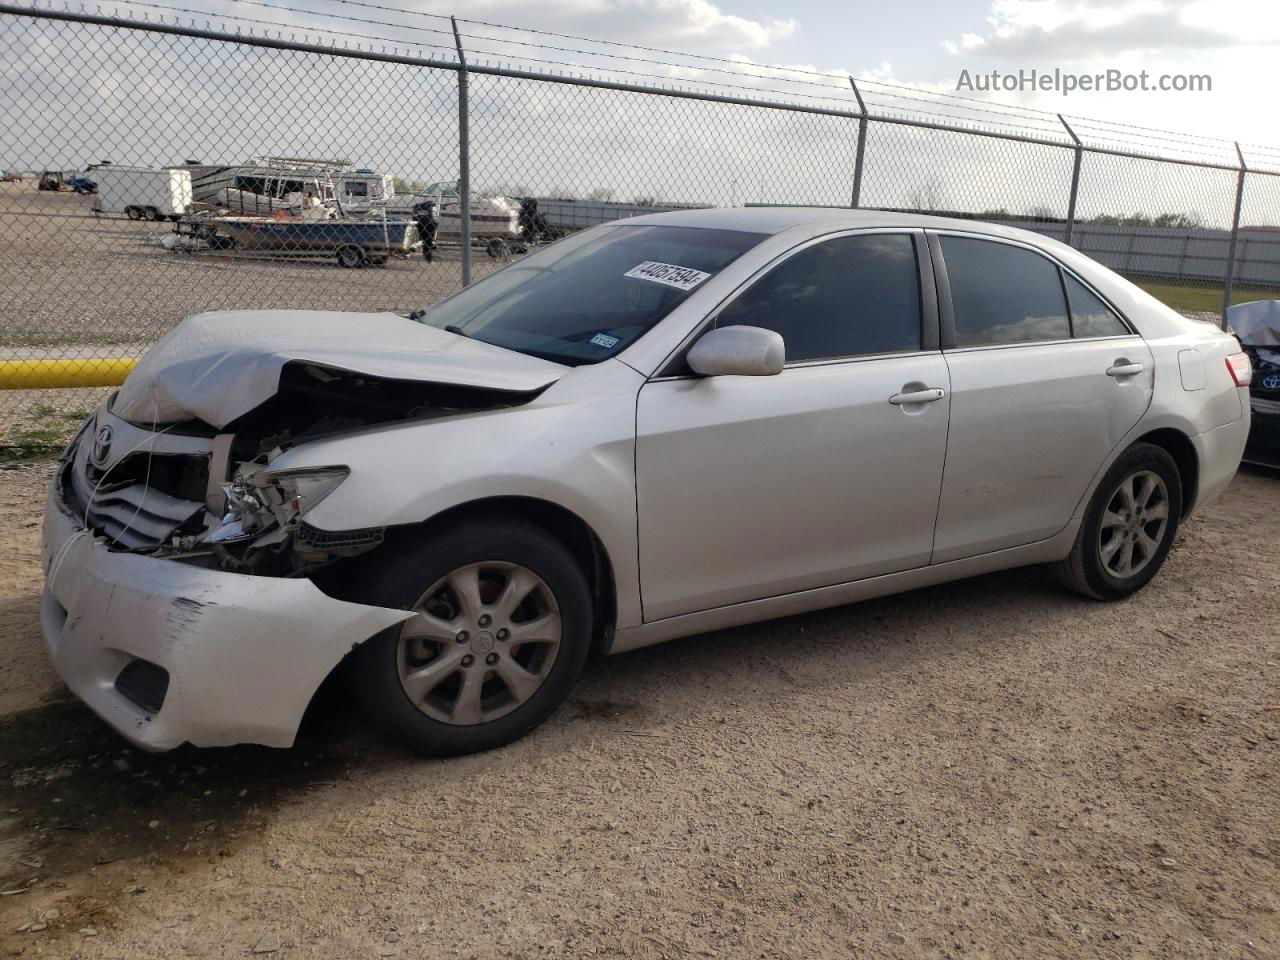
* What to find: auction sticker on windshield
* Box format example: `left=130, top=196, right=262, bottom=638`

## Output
left=624, top=261, right=711, bottom=291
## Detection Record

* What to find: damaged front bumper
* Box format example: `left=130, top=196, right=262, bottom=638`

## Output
left=41, top=460, right=412, bottom=750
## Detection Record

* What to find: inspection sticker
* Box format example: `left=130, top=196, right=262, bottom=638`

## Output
left=589, top=333, right=620, bottom=349
left=623, top=261, right=711, bottom=291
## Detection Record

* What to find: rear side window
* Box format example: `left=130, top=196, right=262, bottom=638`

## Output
left=715, top=233, right=921, bottom=362
left=1064, top=273, right=1129, bottom=338
left=942, top=236, right=1069, bottom=346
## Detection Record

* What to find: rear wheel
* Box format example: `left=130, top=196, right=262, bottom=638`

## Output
left=125, top=206, right=141, bottom=220
left=1052, top=442, right=1182, bottom=600
left=353, top=519, right=593, bottom=755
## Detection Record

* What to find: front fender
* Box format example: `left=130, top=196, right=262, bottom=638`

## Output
left=270, top=360, right=645, bottom=628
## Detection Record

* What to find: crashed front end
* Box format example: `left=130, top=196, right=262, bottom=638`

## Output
left=42, top=405, right=411, bottom=750
left=41, top=358, right=545, bottom=750
left=42, top=483, right=410, bottom=750
left=40, top=309, right=566, bottom=750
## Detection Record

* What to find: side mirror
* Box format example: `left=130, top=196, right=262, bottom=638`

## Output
left=687, top=325, right=785, bottom=377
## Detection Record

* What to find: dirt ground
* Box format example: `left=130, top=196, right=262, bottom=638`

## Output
left=0, top=457, right=1276, bottom=959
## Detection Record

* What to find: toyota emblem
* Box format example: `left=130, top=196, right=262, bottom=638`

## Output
left=91, top=424, right=113, bottom=466
left=1263, top=373, right=1280, bottom=391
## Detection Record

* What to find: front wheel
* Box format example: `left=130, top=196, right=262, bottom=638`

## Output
left=353, top=518, right=593, bottom=755
left=1052, top=442, right=1182, bottom=600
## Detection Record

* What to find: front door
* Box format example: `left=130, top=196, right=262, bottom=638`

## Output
left=634, top=231, right=952, bottom=622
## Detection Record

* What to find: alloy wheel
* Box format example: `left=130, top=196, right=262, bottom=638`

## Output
left=1097, top=469, right=1170, bottom=579
left=396, top=561, right=561, bottom=725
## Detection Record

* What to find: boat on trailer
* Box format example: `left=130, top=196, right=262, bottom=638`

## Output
left=184, top=156, right=394, bottom=208
left=211, top=215, right=420, bottom=268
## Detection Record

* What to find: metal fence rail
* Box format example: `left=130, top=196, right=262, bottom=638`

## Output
left=2, top=3, right=1279, bottom=450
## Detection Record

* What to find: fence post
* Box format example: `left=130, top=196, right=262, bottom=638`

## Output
left=451, top=17, right=472, bottom=286
left=1058, top=114, right=1082, bottom=247
left=1221, top=141, right=1246, bottom=329
left=848, top=77, right=868, bottom=209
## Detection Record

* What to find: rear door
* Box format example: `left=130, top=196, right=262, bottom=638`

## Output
left=928, top=232, right=1154, bottom=563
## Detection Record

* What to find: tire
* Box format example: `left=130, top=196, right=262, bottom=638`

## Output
left=486, top=237, right=509, bottom=260
left=336, top=244, right=366, bottom=268
left=145, top=206, right=161, bottom=221
left=352, top=518, right=593, bottom=755
left=125, top=206, right=141, bottom=220
left=1052, top=442, right=1182, bottom=600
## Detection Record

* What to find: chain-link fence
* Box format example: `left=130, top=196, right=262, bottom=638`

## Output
left=3, top=3, right=1279, bottom=452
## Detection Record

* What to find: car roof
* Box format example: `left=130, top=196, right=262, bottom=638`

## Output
left=622, top=205, right=1054, bottom=245
left=618, top=205, right=1207, bottom=343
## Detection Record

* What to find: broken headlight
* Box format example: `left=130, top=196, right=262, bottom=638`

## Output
left=215, top=465, right=349, bottom=543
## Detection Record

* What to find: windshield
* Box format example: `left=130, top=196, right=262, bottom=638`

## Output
left=417, top=224, right=766, bottom=365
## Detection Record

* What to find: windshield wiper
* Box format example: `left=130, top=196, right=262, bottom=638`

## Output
left=444, top=324, right=469, bottom=338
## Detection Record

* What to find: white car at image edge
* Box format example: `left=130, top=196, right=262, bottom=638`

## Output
left=41, top=207, right=1252, bottom=755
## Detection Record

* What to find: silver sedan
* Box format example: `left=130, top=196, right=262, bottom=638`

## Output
left=42, top=208, right=1252, bottom=754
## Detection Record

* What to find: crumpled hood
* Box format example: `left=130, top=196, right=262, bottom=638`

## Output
left=113, top=310, right=567, bottom=427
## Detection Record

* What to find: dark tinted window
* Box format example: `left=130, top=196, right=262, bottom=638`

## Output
left=715, top=234, right=921, bottom=361
left=1064, top=273, right=1129, bottom=338
left=942, top=236, right=1070, bottom=346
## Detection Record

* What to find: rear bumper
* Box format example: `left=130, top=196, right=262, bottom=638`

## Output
left=1190, top=416, right=1251, bottom=513
left=41, top=463, right=410, bottom=750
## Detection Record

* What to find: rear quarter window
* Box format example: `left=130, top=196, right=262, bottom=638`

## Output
left=1063, top=273, right=1130, bottom=338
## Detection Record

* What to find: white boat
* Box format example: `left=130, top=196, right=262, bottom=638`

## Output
left=438, top=195, right=521, bottom=238
left=206, top=187, right=299, bottom=217
left=184, top=157, right=393, bottom=208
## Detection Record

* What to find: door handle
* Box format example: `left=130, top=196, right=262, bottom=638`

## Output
left=1106, top=361, right=1144, bottom=378
left=888, top=387, right=946, bottom=405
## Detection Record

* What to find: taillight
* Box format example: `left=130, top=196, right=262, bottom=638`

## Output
left=1225, top=352, right=1252, bottom=387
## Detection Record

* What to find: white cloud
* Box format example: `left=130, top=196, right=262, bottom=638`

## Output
left=944, top=0, right=1276, bottom=61
left=412, top=0, right=796, bottom=50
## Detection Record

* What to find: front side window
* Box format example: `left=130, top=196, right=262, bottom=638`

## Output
left=418, top=224, right=765, bottom=365
left=1064, top=273, right=1129, bottom=338
left=942, top=236, right=1070, bottom=347
left=715, top=233, right=922, bottom=362
left=345, top=181, right=369, bottom=197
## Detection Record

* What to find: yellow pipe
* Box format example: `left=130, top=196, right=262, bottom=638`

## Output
left=0, top=357, right=139, bottom=390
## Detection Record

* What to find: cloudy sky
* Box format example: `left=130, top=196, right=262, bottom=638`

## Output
left=311, top=0, right=1275, bottom=150
left=84, top=0, right=1277, bottom=160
